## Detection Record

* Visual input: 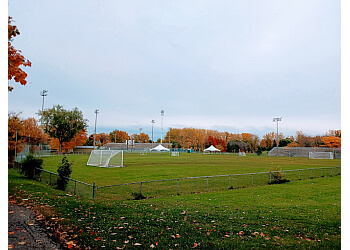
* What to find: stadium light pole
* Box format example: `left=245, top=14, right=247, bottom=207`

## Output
left=93, top=109, right=99, bottom=150
left=151, top=120, right=155, bottom=143
left=40, top=90, right=48, bottom=132
left=273, top=117, right=282, bottom=156
left=161, top=110, right=164, bottom=144
left=139, top=128, right=142, bottom=142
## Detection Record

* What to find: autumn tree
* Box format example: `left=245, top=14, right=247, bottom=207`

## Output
left=8, top=112, right=25, bottom=165
left=50, top=129, right=88, bottom=153
left=8, top=17, right=31, bottom=91
left=21, top=117, right=46, bottom=153
left=109, top=130, right=129, bottom=143
left=96, top=133, right=110, bottom=145
left=40, top=105, right=88, bottom=153
left=322, top=136, right=341, bottom=148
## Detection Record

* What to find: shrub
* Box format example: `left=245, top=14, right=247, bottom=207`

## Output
left=269, top=167, right=289, bottom=184
left=57, top=156, right=73, bottom=191
left=20, top=154, right=43, bottom=179
left=131, top=192, right=146, bottom=200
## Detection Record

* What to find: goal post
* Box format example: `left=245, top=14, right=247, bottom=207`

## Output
left=309, top=152, right=334, bottom=159
left=87, top=150, right=124, bottom=167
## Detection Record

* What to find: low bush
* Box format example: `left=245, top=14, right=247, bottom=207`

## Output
left=20, top=154, right=43, bottom=179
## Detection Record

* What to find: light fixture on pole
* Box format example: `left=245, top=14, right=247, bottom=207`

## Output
left=139, top=128, right=142, bottom=142
left=151, top=120, right=155, bottom=143
left=272, top=117, right=282, bottom=155
left=161, top=110, right=164, bottom=144
left=93, top=109, right=99, bottom=150
left=40, top=90, right=48, bottom=132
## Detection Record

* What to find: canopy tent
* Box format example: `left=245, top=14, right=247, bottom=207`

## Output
left=150, top=144, right=170, bottom=152
left=203, top=145, right=221, bottom=153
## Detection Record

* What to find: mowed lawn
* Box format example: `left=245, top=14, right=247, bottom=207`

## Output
left=41, top=153, right=341, bottom=186
left=8, top=169, right=341, bottom=249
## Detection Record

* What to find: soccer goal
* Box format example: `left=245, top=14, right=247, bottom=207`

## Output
left=87, top=150, right=124, bottom=167
left=309, top=152, right=334, bottom=159
left=239, top=151, right=246, bottom=156
left=171, top=152, right=180, bottom=157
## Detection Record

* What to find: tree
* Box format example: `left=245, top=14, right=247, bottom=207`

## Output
left=41, top=105, right=88, bottom=153
left=322, top=136, right=341, bottom=148
left=8, top=17, right=31, bottom=91
left=22, top=117, right=46, bottom=153
left=8, top=112, right=25, bottom=165
left=57, top=156, right=72, bottom=191
left=20, top=154, right=43, bottom=179
left=109, top=130, right=129, bottom=143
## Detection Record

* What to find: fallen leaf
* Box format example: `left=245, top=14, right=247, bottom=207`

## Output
left=193, top=242, right=199, bottom=248
left=8, top=245, right=14, bottom=249
left=134, top=243, right=142, bottom=246
left=18, top=242, right=27, bottom=245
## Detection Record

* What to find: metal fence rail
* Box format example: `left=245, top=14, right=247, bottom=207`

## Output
left=13, top=164, right=340, bottom=200
left=95, top=166, right=341, bottom=200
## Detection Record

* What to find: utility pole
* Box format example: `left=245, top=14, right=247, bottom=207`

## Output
left=93, top=109, right=99, bottom=150
left=272, top=117, right=282, bottom=156
left=151, top=120, right=155, bottom=143
left=40, top=90, right=48, bottom=132
left=161, top=110, right=164, bottom=144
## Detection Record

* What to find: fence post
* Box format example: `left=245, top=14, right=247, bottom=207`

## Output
left=284, top=171, right=286, bottom=179
left=177, top=179, right=179, bottom=195
left=321, top=168, right=324, bottom=177
left=299, top=170, right=301, bottom=180
left=269, top=172, right=271, bottom=184
left=49, top=172, right=52, bottom=185
left=140, top=182, right=143, bottom=195
left=74, top=180, right=77, bottom=195
left=229, top=175, right=232, bottom=189
left=310, top=169, right=312, bottom=179
left=207, top=177, right=209, bottom=192
left=93, top=182, right=96, bottom=199
left=252, top=174, right=254, bottom=186
left=33, top=168, right=36, bottom=180
left=331, top=168, right=333, bottom=177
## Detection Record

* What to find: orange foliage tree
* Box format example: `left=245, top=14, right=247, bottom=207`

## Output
left=50, top=129, right=88, bottom=153
left=8, top=112, right=25, bottom=164
left=8, top=17, right=31, bottom=91
left=322, top=136, right=341, bottom=148
left=109, top=130, right=129, bottom=143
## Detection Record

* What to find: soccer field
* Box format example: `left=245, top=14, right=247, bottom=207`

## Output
left=41, top=153, right=341, bottom=200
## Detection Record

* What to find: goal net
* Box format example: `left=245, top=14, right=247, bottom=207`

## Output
left=87, top=150, right=124, bottom=167
left=239, top=152, right=246, bottom=156
left=309, top=152, right=334, bottom=159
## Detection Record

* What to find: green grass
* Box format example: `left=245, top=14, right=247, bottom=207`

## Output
left=8, top=169, right=341, bottom=249
left=41, top=153, right=340, bottom=185
left=39, top=153, right=341, bottom=200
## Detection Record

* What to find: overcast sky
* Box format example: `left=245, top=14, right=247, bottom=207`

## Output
left=7, top=0, right=342, bottom=139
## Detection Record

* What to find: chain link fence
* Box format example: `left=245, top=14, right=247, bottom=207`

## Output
left=12, top=163, right=340, bottom=200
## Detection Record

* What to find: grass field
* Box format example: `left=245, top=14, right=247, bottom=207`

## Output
left=41, top=153, right=340, bottom=185
left=39, top=153, right=341, bottom=200
left=8, top=168, right=341, bottom=249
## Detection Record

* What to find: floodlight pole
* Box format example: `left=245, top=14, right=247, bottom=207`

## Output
left=139, top=128, right=142, bottom=142
left=40, top=90, right=48, bottom=132
left=272, top=117, right=282, bottom=156
left=161, top=110, right=164, bottom=144
left=151, top=120, right=155, bottom=143
left=93, top=109, right=99, bottom=150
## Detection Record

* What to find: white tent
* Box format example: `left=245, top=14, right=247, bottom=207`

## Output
left=150, top=144, right=170, bottom=152
left=203, top=145, right=221, bottom=153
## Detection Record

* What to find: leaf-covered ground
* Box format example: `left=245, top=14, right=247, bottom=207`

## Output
left=8, top=170, right=340, bottom=249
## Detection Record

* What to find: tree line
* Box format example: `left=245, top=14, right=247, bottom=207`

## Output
left=8, top=105, right=341, bottom=165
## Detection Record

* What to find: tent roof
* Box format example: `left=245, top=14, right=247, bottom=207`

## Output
left=150, top=144, right=170, bottom=151
left=204, top=145, right=221, bottom=152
